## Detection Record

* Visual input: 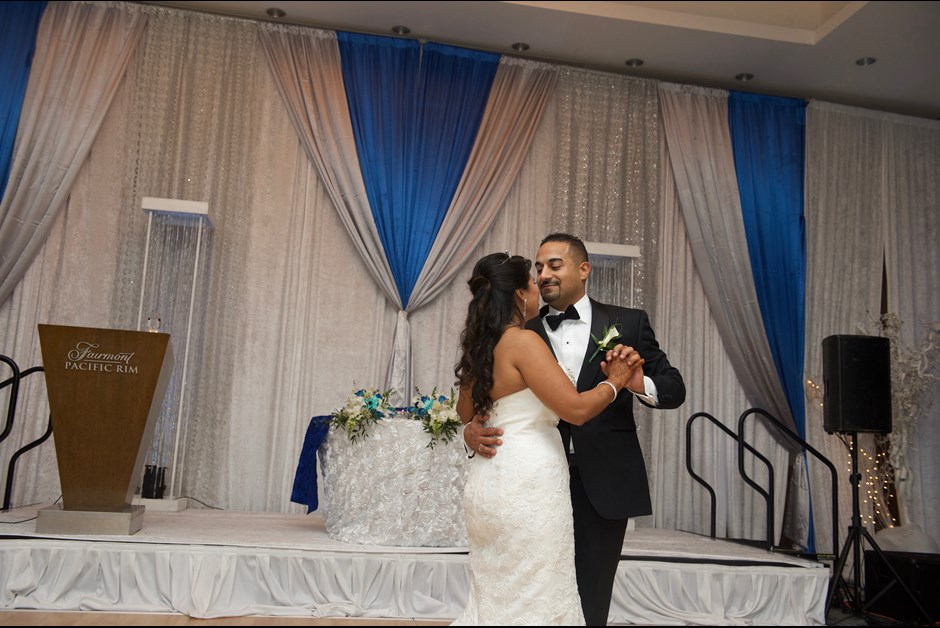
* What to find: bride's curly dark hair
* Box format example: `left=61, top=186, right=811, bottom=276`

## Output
left=454, top=252, right=532, bottom=414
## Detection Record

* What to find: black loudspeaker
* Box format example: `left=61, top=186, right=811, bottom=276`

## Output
left=822, top=335, right=892, bottom=434
left=865, top=550, right=940, bottom=623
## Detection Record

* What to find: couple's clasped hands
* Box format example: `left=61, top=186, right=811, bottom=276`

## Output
left=601, top=344, right=645, bottom=392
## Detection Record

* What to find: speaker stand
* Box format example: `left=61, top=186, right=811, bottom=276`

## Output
left=825, top=432, right=931, bottom=623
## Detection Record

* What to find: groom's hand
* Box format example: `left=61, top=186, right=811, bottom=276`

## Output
left=601, top=344, right=645, bottom=394
left=464, top=413, right=503, bottom=458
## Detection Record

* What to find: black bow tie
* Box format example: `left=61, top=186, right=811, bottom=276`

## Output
left=545, top=304, right=580, bottom=331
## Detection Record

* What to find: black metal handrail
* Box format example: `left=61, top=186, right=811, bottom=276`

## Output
left=3, top=411, right=52, bottom=512
left=737, top=407, right=839, bottom=561
left=686, top=410, right=775, bottom=547
left=0, top=356, right=51, bottom=511
left=0, top=355, right=23, bottom=444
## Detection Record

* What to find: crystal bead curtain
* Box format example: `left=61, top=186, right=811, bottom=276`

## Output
left=136, top=210, right=212, bottom=497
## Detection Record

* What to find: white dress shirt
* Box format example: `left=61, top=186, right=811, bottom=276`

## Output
left=542, top=294, right=659, bottom=405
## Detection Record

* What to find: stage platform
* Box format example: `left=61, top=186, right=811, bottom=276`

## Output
left=0, top=504, right=829, bottom=625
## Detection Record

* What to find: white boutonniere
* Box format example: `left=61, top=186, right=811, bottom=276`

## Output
left=590, top=324, right=622, bottom=362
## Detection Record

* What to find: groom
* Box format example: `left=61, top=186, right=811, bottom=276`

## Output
left=464, top=232, right=685, bottom=625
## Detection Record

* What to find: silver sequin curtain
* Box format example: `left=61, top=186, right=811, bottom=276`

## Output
left=109, top=7, right=260, bottom=501
left=552, top=68, right=660, bottom=317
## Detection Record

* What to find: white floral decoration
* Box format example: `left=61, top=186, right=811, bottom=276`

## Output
left=409, top=387, right=462, bottom=448
left=873, top=314, right=940, bottom=525
left=331, top=387, right=395, bottom=441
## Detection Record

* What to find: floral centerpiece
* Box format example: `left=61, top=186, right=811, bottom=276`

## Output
left=409, top=387, right=462, bottom=448
left=331, top=387, right=395, bottom=441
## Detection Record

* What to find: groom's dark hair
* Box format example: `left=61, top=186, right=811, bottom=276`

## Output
left=541, top=232, right=589, bottom=264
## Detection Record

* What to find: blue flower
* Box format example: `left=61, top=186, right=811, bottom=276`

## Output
left=409, top=387, right=461, bottom=448
left=331, top=386, right=395, bottom=441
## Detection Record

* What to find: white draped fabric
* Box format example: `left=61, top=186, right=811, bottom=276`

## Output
left=0, top=5, right=395, bottom=511
left=653, top=123, right=789, bottom=541
left=551, top=68, right=660, bottom=311
left=257, top=26, right=399, bottom=308
left=0, top=508, right=827, bottom=624
left=881, top=112, right=940, bottom=536
left=0, top=3, right=796, bottom=538
left=0, top=1, right=146, bottom=305
left=803, top=102, right=892, bottom=564
left=0, top=510, right=471, bottom=619
left=804, top=101, right=940, bottom=556
left=0, top=0, right=150, bottom=507
left=0, top=5, right=556, bottom=513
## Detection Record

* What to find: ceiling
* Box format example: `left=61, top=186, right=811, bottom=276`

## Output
left=141, top=1, right=940, bottom=120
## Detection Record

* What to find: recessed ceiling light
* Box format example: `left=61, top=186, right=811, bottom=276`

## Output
left=511, top=42, right=530, bottom=52
left=735, top=73, right=755, bottom=82
left=266, top=8, right=286, bottom=18
left=855, top=57, right=877, bottom=66
left=391, top=25, right=411, bottom=35
left=625, top=58, right=644, bottom=68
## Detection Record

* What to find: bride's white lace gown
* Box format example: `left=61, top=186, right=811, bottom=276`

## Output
left=452, top=388, right=584, bottom=625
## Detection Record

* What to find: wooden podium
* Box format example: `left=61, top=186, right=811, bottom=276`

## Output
left=36, top=324, right=174, bottom=534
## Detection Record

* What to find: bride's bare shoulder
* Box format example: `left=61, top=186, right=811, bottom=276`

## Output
left=500, top=326, right=551, bottom=357
left=501, top=326, right=542, bottom=344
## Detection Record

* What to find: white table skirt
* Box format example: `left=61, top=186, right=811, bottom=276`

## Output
left=320, top=418, right=468, bottom=547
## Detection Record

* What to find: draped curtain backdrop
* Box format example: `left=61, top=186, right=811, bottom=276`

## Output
left=658, top=84, right=796, bottom=542
left=397, top=57, right=557, bottom=397
left=727, top=93, right=807, bottom=439
left=336, top=34, right=497, bottom=308
left=658, top=85, right=796, bottom=435
left=727, top=92, right=811, bottom=550
left=336, top=34, right=497, bottom=401
left=0, top=3, right=935, bottom=557
left=257, top=26, right=398, bottom=308
left=0, top=0, right=146, bottom=306
left=881, top=111, right=940, bottom=536
left=653, top=130, right=784, bottom=540
left=0, top=2, right=785, bottom=534
left=805, top=102, right=939, bottom=556
left=0, top=1, right=46, bottom=198
left=803, top=101, right=888, bottom=566
left=261, top=27, right=555, bottom=404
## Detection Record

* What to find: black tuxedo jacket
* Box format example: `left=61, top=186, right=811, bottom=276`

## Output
left=526, top=298, right=685, bottom=519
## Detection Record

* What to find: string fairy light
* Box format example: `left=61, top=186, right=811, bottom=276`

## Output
left=845, top=443, right=898, bottom=528
left=807, top=376, right=899, bottom=529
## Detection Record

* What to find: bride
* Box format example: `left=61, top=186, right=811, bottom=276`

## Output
left=451, top=252, right=641, bottom=625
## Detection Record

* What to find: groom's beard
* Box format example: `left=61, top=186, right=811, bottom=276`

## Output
left=539, top=280, right=560, bottom=303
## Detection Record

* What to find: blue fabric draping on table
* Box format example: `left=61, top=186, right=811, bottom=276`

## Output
left=336, top=32, right=499, bottom=306
left=0, top=1, right=46, bottom=198
left=728, top=91, right=812, bottom=550
left=290, top=415, right=331, bottom=513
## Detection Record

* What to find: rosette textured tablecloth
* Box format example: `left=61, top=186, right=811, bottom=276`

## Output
left=320, top=418, right=468, bottom=547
